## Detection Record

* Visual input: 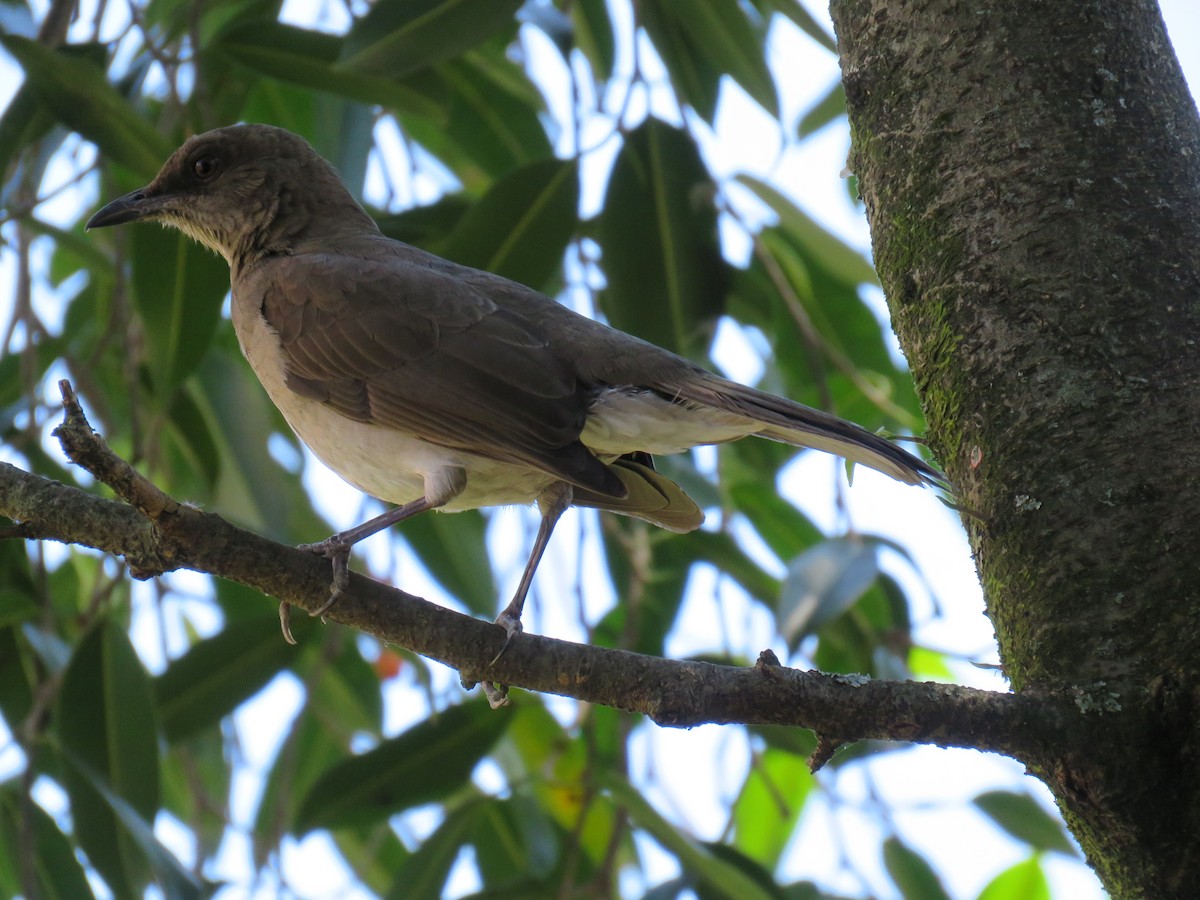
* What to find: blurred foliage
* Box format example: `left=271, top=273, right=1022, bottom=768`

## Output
left=0, top=0, right=1081, bottom=897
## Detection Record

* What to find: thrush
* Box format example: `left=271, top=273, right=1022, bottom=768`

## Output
left=88, top=124, right=941, bottom=668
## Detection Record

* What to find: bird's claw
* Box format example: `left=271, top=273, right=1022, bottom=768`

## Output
left=483, top=682, right=510, bottom=708
left=482, top=610, right=525, bottom=706
left=489, top=611, right=523, bottom=667
left=298, top=537, right=352, bottom=618
left=279, top=601, right=297, bottom=645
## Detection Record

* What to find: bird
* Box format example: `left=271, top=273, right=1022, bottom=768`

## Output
left=87, top=124, right=941, bottom=671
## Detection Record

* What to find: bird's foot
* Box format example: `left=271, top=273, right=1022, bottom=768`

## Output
left=279, top=539, right=352, bottom=643
left=482, top=609, right=526, bottom=707
left=489, top=610, right=524, bottom=667
left=482, top=682, right=510, bottom=708
left=298, top=536, right=353, bottom=617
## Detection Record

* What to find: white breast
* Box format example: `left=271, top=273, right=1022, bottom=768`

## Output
left=230, top=300, right=558, bottom=511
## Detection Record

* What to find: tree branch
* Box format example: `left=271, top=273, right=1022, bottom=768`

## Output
left=0, top=381, right=1075, bottom=770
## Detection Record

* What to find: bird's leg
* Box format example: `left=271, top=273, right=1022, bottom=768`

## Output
left=300, top=497, right=437, bottom=616
left=490, top=481, right=573, bottom=664
left=285, top=467, right=467, bottom=640
left=483, top=482, right=573, bottom=708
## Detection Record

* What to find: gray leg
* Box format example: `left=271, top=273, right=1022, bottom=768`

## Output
left=301, top=495, right=439, bottom=617
left=282, top=467, right=466, bottom=640
left=485, top=482, right=573, bottom=714
left=492, top=481, right=573, bottom=657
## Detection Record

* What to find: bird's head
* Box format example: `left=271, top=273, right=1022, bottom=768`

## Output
left=87, top=124, right=376, bottom=266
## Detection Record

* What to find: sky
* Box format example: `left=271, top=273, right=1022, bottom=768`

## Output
left=0, top=0, right=1198, bottom=897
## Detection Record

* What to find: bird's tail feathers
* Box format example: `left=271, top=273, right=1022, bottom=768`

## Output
left=571, top=457, right=703, bottom=532
left=672, top=377, right=943, bottom=488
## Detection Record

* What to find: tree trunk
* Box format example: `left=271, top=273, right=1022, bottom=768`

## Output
left=830, top=0, right=1200, bottom=894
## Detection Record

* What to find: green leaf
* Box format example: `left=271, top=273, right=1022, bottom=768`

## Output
left=571, top=0, right=615, bottom=82
left=217, top=21, right=442, bottom=119
left=778, top=538, right=880, bottom=650
left=696, top=843, right=785, bottom=900
left=154, top=612, right=301, bottom=743
left=638, top=3, right=721, bottom=121
left=738, top=174, right=879, bottom=287
left=0, top=75, right=58, bottom=190
left=755, top=228, right=878, bottom=359
left=669, top=1, right=778, bottom=116
left=603, top=774, right=776, bottom=900
left=23, top=216, right=114, bottom=281
left=797, top=80, right=846, bottom=137
left=907, top=644, right=956, bottom=681
left=191, top=346, right=331, bottom=543
left=739, top=227, right=920, bottom=427
left=54, top=620, right=162, bottom=897
left=153, top=0, right=277, bottom=45
left=725, top=442, right=823, bottom=564
left=333, top=824, right=413, bottom=896
left=0, top=784, right=95, bottom=900
left=595, top=523, right=689, bottom=656
left=0, top=555, right=38, bottom=627
left=128, top=224, right=229, bottom=401
left=252, top=710, right=348, bottom=864
left=323, top=103, right=378, bottom=199
left=0, top=36, right=169, bottom=179
left=0, top=626, right=35, bottom=726
left=749, top=725, right=817, bottom=759
left=159, top=727, right=231, bottom=861
left=777, top=882, right=844, bottom=900
left=56, top=747, right=201, bottom=900
left=400, top=510, right=496, bottom=616
left=340, top=0, right=522, bottom=78
left=976, top=856, right=1051, bottom=900
left=295, top=701, right=510, bottom=833
left=376, top=194, right=473, bottom=246
left=304, top=635, right=385, bottom=737
left=882, top=837, right=951, bottom=900
left=406, top=48, right=553, bottom=183
left=724, top=480, right=820, bottom=564
left=732, top=749, right=813, bottom=868
left=809, top=574, right=913, bottom=678
left=751, top=0, right=837, bottom=54
left=384, top=802, right=483, bottom=900
left=472, top=795, right=560, bottom=884
left=162, top=381, right=222, bottom=495
left=598, top=119, right=725, bottom=356
left=501, top=705, right=622, bottom=869
left=20, top=622, right=72, bottom=675
left=433, top=158, right=579, bottom=289
left=973, top=790, right=1077, bottom=855
left=667, top=529, right=781, bottom=608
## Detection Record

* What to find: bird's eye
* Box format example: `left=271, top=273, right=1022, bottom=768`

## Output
left=192, top=156, right=220, bottom=181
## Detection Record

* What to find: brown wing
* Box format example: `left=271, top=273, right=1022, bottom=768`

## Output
left=257, top=252, right=625, bottom=497
left=454, top=271, right=941, bottom=487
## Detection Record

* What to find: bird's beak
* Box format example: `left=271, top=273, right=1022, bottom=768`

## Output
left=86, top=187, right=169, bottom=230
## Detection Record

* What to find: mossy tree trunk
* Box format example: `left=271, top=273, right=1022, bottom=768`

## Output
left=830, top=0, right=1200, bottom=894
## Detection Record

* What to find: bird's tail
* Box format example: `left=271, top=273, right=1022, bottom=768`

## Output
left=667, top=374, right=944, bottom=488
left=571, top=456, right=704, bottom=532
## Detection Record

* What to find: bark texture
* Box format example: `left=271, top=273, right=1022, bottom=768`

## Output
left=831, top=0, right=1200, bottom=894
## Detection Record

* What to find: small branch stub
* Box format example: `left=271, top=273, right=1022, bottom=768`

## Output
left=54, top=379, right=180, bottom=521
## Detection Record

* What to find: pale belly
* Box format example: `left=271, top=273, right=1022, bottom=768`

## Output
left=233, top=302, right=559, bottom=510
left=275, top=397, right=558, bottom=510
